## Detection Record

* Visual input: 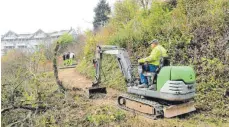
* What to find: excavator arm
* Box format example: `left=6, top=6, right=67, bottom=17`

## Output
left=92, top=45, right=135, bottom=87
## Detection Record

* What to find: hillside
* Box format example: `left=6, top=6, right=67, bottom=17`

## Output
left=76, top=0, right=229, bottom=122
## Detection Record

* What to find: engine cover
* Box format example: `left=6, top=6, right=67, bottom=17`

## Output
left=157, top=66, right=196, bottom=91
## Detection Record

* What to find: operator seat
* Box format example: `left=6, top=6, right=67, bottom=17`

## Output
left=156, top=57, right=170, bottom=73
left=143, top=57, right=170, bottom=75
left=142, top=57, right=170, bottom=87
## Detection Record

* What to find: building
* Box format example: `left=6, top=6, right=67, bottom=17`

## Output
left=1, top=28, right=77, bottom=55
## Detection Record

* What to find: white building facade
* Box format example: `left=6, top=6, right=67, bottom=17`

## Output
left=1, top=28, right=77, bottom=55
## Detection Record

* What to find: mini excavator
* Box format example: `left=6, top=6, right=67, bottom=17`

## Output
left=88, top=45, right=196, bottom=118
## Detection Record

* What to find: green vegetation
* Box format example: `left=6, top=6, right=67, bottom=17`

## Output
left=2, top=0, right=229, bottom=126
left=77, top=0, right=229, bottom=121
left=86, top=105, right=126, bottom=126
left=1, top=50, right=58, bottom=126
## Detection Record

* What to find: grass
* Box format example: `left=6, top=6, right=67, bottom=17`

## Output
left=83, top=104, right=229, bottom=127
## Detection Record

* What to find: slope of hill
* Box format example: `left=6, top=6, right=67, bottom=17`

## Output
left=77, top=0, right=229, bottom=120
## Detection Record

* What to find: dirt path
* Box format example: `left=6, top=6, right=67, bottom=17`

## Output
left=59, top=67, right=121, bottom=106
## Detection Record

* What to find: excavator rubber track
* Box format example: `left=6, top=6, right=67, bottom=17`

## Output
left=117, top=94, right=196, bottom=119
left=117, top=94, right=163, bottom=119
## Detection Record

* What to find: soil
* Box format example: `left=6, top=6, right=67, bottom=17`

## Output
left=59, top=67, right=121, bottom=106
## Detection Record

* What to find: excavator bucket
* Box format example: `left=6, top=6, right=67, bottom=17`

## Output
left=87, top=86, right=107, bottom=98
left=163, top=101, right=196, bottom=118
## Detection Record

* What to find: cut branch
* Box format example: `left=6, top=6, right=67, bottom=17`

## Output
left=1, top=105, right=49, bottom=114
left=53, top=42, right=66, bottom=92
left=6, top=111, right=32, bottom=127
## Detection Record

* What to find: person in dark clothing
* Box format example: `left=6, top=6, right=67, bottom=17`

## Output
left=63, top=53, right=66, bottom=65
left=66, top=52, right=70, bottom=65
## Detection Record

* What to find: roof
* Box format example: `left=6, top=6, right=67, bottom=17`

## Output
left=49, top=30, right=69, bottom=37
left=17, top=34, right=32, bottom=39
left=1, top=28, right=76, bottom=41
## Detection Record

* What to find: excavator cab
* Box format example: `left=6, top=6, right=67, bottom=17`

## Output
left=140, top=57, right=170, bottom=90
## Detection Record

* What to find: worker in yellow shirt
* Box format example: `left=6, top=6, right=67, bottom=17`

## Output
left=138, top=39, right=168, bottom=88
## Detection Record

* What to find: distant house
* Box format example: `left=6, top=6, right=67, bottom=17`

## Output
left=1, top=28, right=77, bottom=55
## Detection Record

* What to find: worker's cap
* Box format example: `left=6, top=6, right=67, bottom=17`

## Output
left=148, top=39, right=159, bottom=45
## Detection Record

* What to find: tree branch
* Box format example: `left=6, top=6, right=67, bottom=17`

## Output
left=53, top=42, right=66, bottom=92
left=1, top=105, right=49, bottom=114
left=6, top=111, right=32, bottom=127
left=1, top=106, right=15, bottom=113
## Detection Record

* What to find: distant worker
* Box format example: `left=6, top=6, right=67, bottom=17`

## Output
left=66, top=52, right=70, bottom=66
left=71, top=52, right=75, bottom=59
left=63, top=52, right=67, bottom=66
left=69, top=52, right=75, bottom=65
left=138, top=39, right=168, bottom=89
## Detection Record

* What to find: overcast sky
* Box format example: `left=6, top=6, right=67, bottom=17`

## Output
left=0, top=0, right=115, bottom=35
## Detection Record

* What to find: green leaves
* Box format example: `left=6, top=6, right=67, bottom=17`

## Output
left=57, top=33, right=74, bottom=44
left=86, top=105, right=126, bottom=126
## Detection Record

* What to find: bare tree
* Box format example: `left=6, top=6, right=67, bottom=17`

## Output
left=52, top=33, right=73, bottom=92
left=139, top=0, right=152, bottom=10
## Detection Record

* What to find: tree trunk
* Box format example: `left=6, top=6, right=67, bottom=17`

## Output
left=53, top=43, right=66, bottom=92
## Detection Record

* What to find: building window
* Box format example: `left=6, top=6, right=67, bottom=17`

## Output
left=5, top=46, right=15, bottom=49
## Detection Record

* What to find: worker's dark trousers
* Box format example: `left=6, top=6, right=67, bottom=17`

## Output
left=140, top=64, right=158, bottom=85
